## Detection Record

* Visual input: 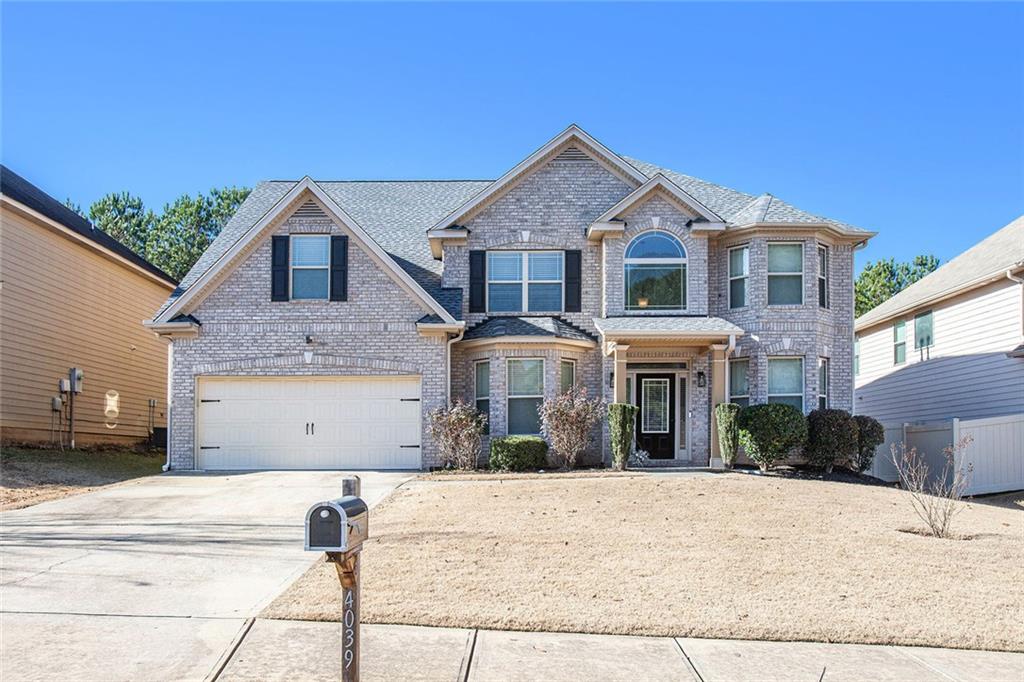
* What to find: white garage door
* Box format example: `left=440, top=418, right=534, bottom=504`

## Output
left=197, top=376, right=422, bottom=470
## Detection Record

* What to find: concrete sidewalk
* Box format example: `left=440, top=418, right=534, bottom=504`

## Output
left=219, top=619, right=1024, bottom=682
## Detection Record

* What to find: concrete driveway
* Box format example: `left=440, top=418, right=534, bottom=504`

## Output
left=0, top=470, right=413, bottom=682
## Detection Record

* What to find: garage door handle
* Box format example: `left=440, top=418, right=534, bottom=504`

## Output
left=200, top=399, right=220, bottom=403
left=311, top=422, right=315, bottom=435
left=200, top=446, right=220, bottom=450
left=400, top=444, right=420, bottom=448
left=305, top=422, right=309, bottom=435
left=400, top=398, right=420, bottom=402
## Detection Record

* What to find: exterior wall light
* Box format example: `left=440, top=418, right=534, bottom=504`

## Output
left=697, top=371, right=707, bottom=388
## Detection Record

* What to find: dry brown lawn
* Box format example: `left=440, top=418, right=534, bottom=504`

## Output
left=265, top=473, right=1024, bottom=652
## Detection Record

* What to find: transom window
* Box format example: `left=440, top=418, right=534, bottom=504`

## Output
left=624, top=231, right=687, bottom=311
left=767, top=243, right=804, bottom=305
left=728, top=359, right=750, bottom=408
left=767, top=357, right=804, bottom=411
left=487, top=251, right=563, bottom=313
left=507, top=359, right=544, bottom=435
left=475, top=360, right=490, bottom=434
left=729, top=246, right=749, bottom=309
left=291, top=235, right=330, bottom=300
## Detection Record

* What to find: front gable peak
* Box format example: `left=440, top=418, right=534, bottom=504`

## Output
left=587, top=174, right=725, bottom=241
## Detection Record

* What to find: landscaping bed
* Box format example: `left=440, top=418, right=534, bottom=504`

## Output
left=0, top=446, right=164, bottom=510
left=266, top=473, right=1024, bottom=652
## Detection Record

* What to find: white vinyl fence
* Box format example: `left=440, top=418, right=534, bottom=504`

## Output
left=868, top=413, right=1024, bottom=496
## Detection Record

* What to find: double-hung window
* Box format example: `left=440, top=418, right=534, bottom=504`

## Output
left=817, top=357, right=829, bottom=410
left=893, top=321, right=906, bottom=365
left=818, top=245, right=829, bottom=309
left=560, top=359, right=576, bottom=393
left=291, top=235, right=330, bottom=299
left=728, top=246, right=749, bottom=309
left=507, top=359, right=544, bottom=434
left=728, top=359, right=750, bottom=408
left=767, top=357, right=804, bottom=411
left=915, top=311, right=934, bottom=352
left=767, top=243, right=804, bottom=305
left=475, top=361, right=490, bottom=434
left=487, top=252, right=563, bottom=313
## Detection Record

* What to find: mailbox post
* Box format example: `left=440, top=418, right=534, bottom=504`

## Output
left=305, top=486, right=368, bottom=682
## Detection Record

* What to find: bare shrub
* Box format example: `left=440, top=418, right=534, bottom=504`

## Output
left=891, top=435, right=974, bottom=538
left=428, top=400, right=486, bottom=470
left=539, top=386, right=605, bottom=469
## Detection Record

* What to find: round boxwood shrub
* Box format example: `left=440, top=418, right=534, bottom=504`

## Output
left=804, top=408, right=859, bottom=473
left=489, top=436, right=549, bottom=472
left=608, top=403, right=639, bottom=471
left=852, top=415, right=885, bottom=472
left=714, top=403, right=742, bottom=469
left=737, top=403, right=807, bottom=472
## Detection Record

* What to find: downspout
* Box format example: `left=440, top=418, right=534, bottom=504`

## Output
left=446, top=329, right=465, bottom=406
left=162, top=340, right=173, bottom=472
left=1007, top=269, right=1024, bottom=339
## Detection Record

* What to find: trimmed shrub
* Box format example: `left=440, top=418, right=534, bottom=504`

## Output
left=608, top=403, right=639, bottom=471
left=427, top=400, right=486, bottom=470
left=539, top=386, right=605, bottom=468
left=489, top=436, right=548, bottom=472
left=714, top=403, right=742, bottom=469
left=852, top=415, right=885, bottom=473
left=804, top=408, right=859, bottom=473
left=737, top=403, right=807, bottom=472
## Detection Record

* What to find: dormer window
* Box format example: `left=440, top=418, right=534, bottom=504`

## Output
left=624, top=231, right=687, bottom=311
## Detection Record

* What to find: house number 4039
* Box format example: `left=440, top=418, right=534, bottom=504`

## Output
left=343, top=588, right=356, bottom=669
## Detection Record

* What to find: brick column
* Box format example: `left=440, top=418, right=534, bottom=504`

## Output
left=710, top=343, right=728, bottom=468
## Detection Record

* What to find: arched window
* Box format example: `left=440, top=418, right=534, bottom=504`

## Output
left=624, top=231, right=687, bottom=311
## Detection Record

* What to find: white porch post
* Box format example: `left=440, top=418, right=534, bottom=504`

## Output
left=710, top=343, right=728, bottom=468
left=612, top=343, right=630, bottom=403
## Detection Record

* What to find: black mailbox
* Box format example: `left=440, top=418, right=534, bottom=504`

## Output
left=304, top=496, right=368, bottom=553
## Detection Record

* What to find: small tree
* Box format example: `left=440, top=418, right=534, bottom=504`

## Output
left=852, top=415, right=885, bottom=472
left=539, top=386, right=604, bottom=468
left=428, top=400, right=486, bottom=470
left=608, top=403, right=639, bottom=471
left=804, top=408, right=859, bottom=474
left=714, top=403, right=741, bottom=469
left=737, top=403, right=807, bottom=472
left=891, top=436, right=974, bottom=538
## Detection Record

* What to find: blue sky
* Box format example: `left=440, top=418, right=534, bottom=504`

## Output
left=3, top=2, right=1021, bottom=272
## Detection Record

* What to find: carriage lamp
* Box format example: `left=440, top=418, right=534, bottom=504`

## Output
left=697, top=371, right=707, bottom=388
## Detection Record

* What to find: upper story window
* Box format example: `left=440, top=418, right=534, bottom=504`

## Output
left=767, top=243, right=804, bottom=306
left=487, top=251, right=563, bottom=313
left=818, top=245, right=830, bottom=309
left=291, top=235, right=330, bottom=299
left=893, top=320, right=906, bottom=364
left=624, top=231, right=687, bottom=311
left=728, top=246, right=749, bottom=309
left=915, top=311, right=934, bottom=352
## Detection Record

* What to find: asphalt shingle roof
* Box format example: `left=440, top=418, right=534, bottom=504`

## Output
left=856, top=215, right=1024, bottom=330
left=464, top=316, right=597, bottom=343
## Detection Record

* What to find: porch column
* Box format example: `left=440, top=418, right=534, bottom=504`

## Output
left=612, top=343, right=630, bottom=403
left=709, top=343, right=728, bottom=467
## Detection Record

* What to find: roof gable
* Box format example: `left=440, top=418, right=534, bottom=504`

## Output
left=593, top=173, right=724, bottom=225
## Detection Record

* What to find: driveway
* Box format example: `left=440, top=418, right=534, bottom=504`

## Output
left=0, top=470, right=413, bottom=682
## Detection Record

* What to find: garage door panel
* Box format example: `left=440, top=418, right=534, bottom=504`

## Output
left=197, top=377, right=422, bottom=470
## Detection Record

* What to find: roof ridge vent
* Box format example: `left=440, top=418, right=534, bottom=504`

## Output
left=554, top=146, right=590, bottom=162
left=292, top=199, right=329, bottom=220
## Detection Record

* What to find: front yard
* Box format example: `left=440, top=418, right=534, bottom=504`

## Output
left=266, top=472, right=1024, bottom=652
left=0, top=446, right=164, bottom=510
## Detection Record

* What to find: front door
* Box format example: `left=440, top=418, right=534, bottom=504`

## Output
left=636, top=374, right=675, bottom=459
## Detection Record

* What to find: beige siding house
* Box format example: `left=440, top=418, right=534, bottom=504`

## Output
left=854, top=216, right=1024, bottom=492
left=1, top=166, right=177, bottom=446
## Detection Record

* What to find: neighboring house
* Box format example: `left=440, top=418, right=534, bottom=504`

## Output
left=1, top=166, right=176, bottom=446
left=854, top=216, right=1024, bottom=493
left=146, top=125, right=872, bottom=471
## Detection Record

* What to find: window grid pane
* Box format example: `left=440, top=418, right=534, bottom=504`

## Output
left=291, top=236, right=330, bottom=266
left=528, top=283, right=562, bottom=312
left=528, top=252, right=562, bottom=281
left=508, top=398, right=542, bottom=435
left=641, top=379, right=669, bottom=433
left=729, top=360, right=749, bottom=400
left=767, top=243, right=803, bottom=272
left=475, top=362, right=490, bottom=399
left=292, top=269, right=329, bottom=299
left=487, top=253, right=522, bottom=280
left=508, top=359, right=543, bottom=396
left=560, top=361, right=575, bottom=393
left=768, top=275, right=802, bottom=305
left=626, top=232, right=685, bottom=259
left=626, top=264, right=685, bottom=310
left=768, top=358, right=803, bottom=396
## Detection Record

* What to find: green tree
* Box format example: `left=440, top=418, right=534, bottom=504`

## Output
left=146, top=186, right=249, bottom=280
left=855, top=255, right=940, bottom=317
left=87, top=192, right=156, bottom=257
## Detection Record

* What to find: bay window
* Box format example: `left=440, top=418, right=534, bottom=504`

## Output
left=767, top=243, right=804, bottom=305
left=475, top=360, right=490, bottom=434
left=729, top=245, right=748, bottom=309
left=728, top=359, right=750, bottom=407
left=507, top=358, right=544, bottom=434
left=818, top=245, right=829, bottom=309
left=560, top=359, right=576, bottom=393
left=767, top=357, right=804, bottom=411
left=487, top=251, right=563, bottom=313
left=818, top=357, right=829, bottom=410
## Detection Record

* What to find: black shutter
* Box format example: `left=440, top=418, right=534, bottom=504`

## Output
left=564, top=250, right=582, bottom=312
left=271, top=236, right=289, bottom=301
left=330, top=235, right=348, bottom=301
left=469, top=250, right=486, bottom=313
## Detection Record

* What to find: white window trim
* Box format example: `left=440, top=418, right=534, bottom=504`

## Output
left=623, top=230, right=688, bottom=313
left=640, top=377, right=671, bottom=434
left=893, top=320, right=906, bottom=365
left=486, top=251, right=564, bottom=314
left=767, top=356, right=805, bottom=410
left=767, top=241, right=804, bottom=306
left=290, top=234, right=330, bottom=300
left=474, top=359, right=490, bottom=434
left=728, top=358, right=750, bottom=405
left=818, top=357, right=829, bottom=410
left=506, top=358, right=544, bottom=435
left=728, top=245, right=749, bottom=310
left=818, top=245, right=829, bottom=309
left=560, top=358, right=576, bottom=393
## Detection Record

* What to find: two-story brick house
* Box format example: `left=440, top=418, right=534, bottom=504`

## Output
left=146, top=126, right=873, bottom=471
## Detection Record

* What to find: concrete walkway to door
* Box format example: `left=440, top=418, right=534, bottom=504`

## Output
left=0, top=470, right=413, bottom=682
